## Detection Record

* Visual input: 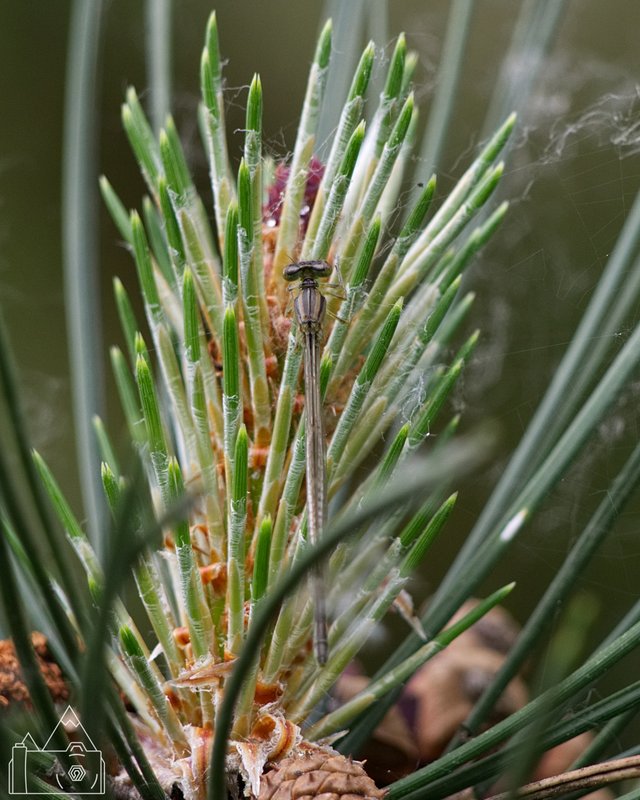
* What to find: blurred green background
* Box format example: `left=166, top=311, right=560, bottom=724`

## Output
left=1, top=0, right=640, bottom=668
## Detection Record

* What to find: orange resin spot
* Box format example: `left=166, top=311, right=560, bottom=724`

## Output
left=250, top=715, right=276, bottom=740
left=250, top=446, right=269, bottom=470
left=165, top=687, right=182, bottom=710
left=254, top=681, right=283, bottom=705
left=173, top=627, right=191, bottom=647
left=199, top=562, right=227, bottom=593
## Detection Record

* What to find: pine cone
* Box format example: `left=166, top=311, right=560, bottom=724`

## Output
left=258, top=746, right=386, bottom=800
left=0, top=632, right=69, bottom=709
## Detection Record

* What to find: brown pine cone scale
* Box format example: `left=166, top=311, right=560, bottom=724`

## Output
left=0, top=632, right=69, bottom=709
left=259, top=748, right=386, bottom=800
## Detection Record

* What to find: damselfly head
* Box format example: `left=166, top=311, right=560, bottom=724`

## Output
left=283, top=260, right=333, bottom=282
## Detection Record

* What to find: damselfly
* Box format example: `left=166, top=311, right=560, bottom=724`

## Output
left=283, top=259, right=334, bottom=665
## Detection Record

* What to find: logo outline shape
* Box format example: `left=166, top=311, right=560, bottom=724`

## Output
left=8, top=706, right=106, bottom=795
